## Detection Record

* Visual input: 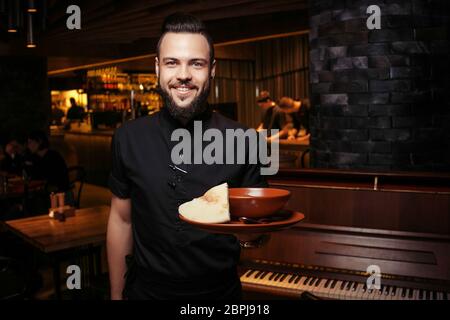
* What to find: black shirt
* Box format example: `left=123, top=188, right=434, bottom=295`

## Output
left=108, top=108, right=266, bottom=292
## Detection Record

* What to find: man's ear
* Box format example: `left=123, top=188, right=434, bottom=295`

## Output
left=210, top=59, right=216, bottom=79
left=155, top=57, right=159, bottom=78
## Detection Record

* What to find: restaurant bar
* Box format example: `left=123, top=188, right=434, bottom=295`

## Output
left=0, top=0, right=449, bottom=305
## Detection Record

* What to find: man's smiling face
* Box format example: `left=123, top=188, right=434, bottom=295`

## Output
left=156, top=32, right=215, bottom=123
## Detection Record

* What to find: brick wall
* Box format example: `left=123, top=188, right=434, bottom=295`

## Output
left=309, top=0, right=450, bottom=171
left=0, top=56, right=50, bottom=144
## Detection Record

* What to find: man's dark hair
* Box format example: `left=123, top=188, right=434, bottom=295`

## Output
left=28, top=130, right=49, bottom=150
left=156, top=12, right=215, bottom=66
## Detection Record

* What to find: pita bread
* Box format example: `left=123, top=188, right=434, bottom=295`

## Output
left=179, top=183, right=230, bottom=223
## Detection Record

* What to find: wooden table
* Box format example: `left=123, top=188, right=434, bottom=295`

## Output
left=2, top=205, right=110, bottom=299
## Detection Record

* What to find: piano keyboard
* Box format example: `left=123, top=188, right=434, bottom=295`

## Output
left=241, top=269, right=450, bottom=300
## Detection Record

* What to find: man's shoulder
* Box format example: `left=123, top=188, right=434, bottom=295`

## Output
left=114, top=113, right=159, bottom=137
left=211, top=111, right=249, bottom=131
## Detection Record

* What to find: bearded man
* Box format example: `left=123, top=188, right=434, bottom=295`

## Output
left=106, top=13, right=266, bottom=300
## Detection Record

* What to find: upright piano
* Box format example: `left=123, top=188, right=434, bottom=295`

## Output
left=239, top=169, right=450, bottom=300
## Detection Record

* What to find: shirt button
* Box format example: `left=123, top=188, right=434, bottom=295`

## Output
left=168, top=181, right=176, bottom=188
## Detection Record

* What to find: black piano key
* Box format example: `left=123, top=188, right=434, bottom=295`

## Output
left=269, top=273, right=277, bottom=281
left=303, top=277, right=310, bottom=285
left=379, top=285, right=385, bottom=295
left=288, top=274, right=296, bottom=283
left=425, top=290, right=430, bottom=300
left=401, top=288, right=406, bottom=298
left=294, top=275, right=301, bottom=284
left=419, top=289, right=424, bottom=300
left=442, top=292, right=448, bottom=300
left=255, top=270, right=264, bottom=279
left=362, top=284, right=367, bottom=292
left=390, top=286, right=396, bottom=296
left=308, top=277, right=316, bottom=286
left=273, top=273, right=282, bottom=281
left=324, top=279, right=331, bottom=288
left=408, top=288, right=414, bottom=299
left=330, top=280, right=337, bottom=289
left=386, top=286, right=392, bottom=296
left=345, top=282, right=352, bottom=291
left=280, top=274, right=288, bottom=282
left=340, top=281, right=347, bottom=290
left=259, top=271, right=269, bottom=280
left=245, top=269, right=255, bottom=277
left=314, top=278, right=322, bottom=287
left=352, top=282, right=358, bottom=291
left=432, top=291, right=437, bottom=300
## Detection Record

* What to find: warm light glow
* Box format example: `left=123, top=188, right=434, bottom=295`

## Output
left=8, top=29, right=18, bottom=33
left=27, top=8, right=37, bottom=13
left=27, top=44, right=36, bottom=48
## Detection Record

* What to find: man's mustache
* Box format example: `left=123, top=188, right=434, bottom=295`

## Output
left=169, top=81, right=198, bottom=90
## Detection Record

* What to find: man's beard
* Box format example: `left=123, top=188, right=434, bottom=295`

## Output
left=159, top=79, right=211, bottom=125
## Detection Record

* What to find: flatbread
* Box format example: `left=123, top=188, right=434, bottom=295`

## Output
left=179, top=183, right=230, bottom=223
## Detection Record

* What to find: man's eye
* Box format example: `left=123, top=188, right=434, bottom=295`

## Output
left=193, top=62, right=205, bottom=68
left=166, top=61, right=176, bottom=66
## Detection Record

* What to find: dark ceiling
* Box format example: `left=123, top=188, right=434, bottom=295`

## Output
left=1, top=0, right=309, bottom=74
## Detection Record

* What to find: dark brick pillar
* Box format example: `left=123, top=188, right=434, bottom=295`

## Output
left=0, top=56, right=50, bottom=143
left=309, top=0, right=450, bottom=171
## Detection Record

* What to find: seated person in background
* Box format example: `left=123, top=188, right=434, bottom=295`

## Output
left=256, top=91, right=276, bottom=132
left=267, top=97, right=299, bottom=141
left=267, top=97, right=311, bottom=142
left=294, top=98, right=311, bottom=142
left=1, top=139, right=27, bottom=175
left=26, top=131, right=71, bottom=197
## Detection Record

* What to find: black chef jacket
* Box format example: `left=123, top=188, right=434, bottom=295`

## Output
left=108, top=107, right=267, bottom=299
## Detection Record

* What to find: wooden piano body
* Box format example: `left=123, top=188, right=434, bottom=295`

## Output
left=239, top=169, right=450, bottom=300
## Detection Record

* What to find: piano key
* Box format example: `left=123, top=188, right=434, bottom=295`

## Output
left=258, top=272, right=274, bottom=286
left=294, top=275, right=302, bottom=284
left=324, top=279, right=331, bottom=288
left=350, top=283, right=364, bottom=300
left=391, top=287, right=401, bottom=300
left=331, top=280, right=345, bottom=299
left=254, top=271, right=269, bottom=284
left=293, top=276, right=308, bottom=290
left=279, top=274, right=288, bottom=282
left=408, top=288, right=414, bottom=299
left=330, top=279, right=337, bottom=289
left=243, top=269, right=255, bottom=278
left=286, top=274, right=300, bottom=289
left=401, top=287, right=406, bottom=298
left=254, top=270, right=264, bottom=279
left=307, top=277, right=316, bottom=286
left=419, top=289, right=424, bottom=300
left=288, top=274, right=296, bottom=283
left=272, top=273, right=282, bottom=281
left=303, top=277, right=310, bottom=285
left=312, top=279, right=327, bottom=296
left=432, top=291, right=437, bottom=300
left=355, top=283, right=367, bottom=300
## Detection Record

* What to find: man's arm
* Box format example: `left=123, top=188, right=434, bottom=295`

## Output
left=107, top=195, right=133, bottom=300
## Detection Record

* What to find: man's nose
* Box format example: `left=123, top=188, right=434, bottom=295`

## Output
left=176, top=64, right=192, bottom=81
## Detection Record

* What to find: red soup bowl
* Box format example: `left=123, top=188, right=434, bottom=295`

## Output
left=229, top=188, right=291, bottom=218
